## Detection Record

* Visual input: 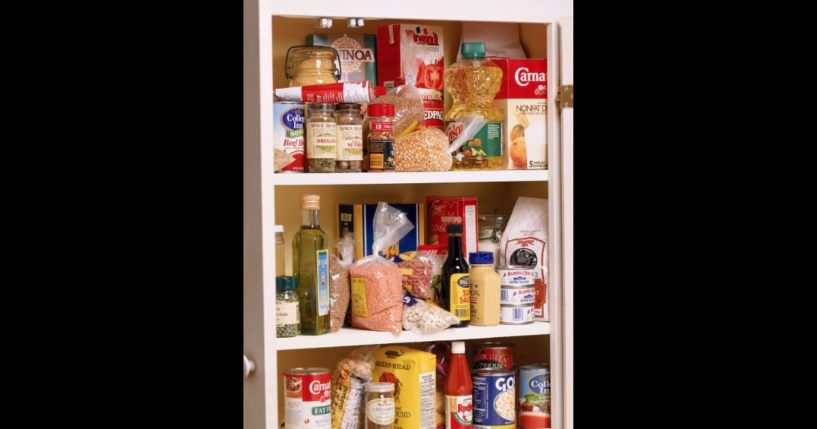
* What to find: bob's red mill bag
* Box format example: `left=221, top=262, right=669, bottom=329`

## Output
left=499, top=197, right=548, bottom=321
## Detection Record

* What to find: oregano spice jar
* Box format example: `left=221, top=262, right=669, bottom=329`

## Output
left=306, top=103, right=337, bottom=173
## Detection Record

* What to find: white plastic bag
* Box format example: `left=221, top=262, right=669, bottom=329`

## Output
left=402, top=292, right=459, bottom=335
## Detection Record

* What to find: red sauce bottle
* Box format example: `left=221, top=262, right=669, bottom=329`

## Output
left=445, top=341, right=472, bottom=429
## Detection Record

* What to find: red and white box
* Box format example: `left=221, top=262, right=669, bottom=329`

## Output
left=488, top=57, right=548, bottom=170
left=427, top=196, right=478, bottom=262
left=377, top=24, right=445, bottom=92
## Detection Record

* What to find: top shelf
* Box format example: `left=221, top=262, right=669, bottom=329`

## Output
left=273, top=169, right=548, bottom=186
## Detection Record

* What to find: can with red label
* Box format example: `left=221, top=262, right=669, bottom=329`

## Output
left=284, top=367, right=332, bottom=429
left=418, top=88, right=444, bottom=130
left=472, top=342, right=514, bottom=370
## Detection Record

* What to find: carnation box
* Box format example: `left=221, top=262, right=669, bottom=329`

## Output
left=427, top=196, right=478, bottom=262
left=376, top=24, right=444, bottom=92
left=338, top=203, right=426, bottom=261
left=488, top=57, right=548, bottom=170
left=305, top=33, right=377, bottom=84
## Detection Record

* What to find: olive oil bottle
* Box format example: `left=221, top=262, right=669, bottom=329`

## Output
left=292, top=194, right=330, bottom=335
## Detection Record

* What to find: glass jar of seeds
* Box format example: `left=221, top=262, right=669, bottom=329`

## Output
left=306, top=102, right=337, bottom=173
left=275, top=276, right=300, bottom=337
left=334, top=103, right=363, bottom=172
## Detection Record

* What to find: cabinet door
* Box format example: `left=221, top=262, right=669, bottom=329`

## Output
left=559, top=15, right=574, bottom=429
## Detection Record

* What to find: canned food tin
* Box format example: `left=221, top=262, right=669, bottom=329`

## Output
left=473, top=368, right=515, bottom=429
left=472, top=342, right=514, bottom=370
left=500, top=304, right=535, bottom=324
left=519, top=364, right=551, bottom=429
left=497, top=265, right=537, bottom=287
left=284, top=367, right=332, bottom=429
left=500, top=285, right=536, bottom=305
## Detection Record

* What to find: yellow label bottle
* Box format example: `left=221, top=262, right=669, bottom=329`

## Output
left=469, top=251, right=501, bottom=326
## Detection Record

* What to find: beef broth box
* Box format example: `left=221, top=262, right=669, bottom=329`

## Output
left=427, top=196, right=478, bottom=262
left=338, top=203, right=426, bottom=261
left=488, top=57, right=547, bottom=170
left=306, top=33, right=377, bottom=84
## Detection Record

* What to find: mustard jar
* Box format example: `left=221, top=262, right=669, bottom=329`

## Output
left=285, top=46, right=342, bottom=87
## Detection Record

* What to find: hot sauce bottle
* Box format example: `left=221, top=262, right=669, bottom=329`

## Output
left=445, top=341, right=473, bottom=429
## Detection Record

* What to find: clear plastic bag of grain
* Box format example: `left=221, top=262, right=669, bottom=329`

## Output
left=395, top=128, right=453, bottom=172
left=368, top=93, right=423, bottom=138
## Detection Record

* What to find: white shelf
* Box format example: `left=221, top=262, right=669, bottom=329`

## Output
left=272, top=170, right=548, bottom=186
left=275, top=321, right=550, bottom=351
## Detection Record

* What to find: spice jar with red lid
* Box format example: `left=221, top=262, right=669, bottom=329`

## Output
left=366, top=103, right=396, bottom=172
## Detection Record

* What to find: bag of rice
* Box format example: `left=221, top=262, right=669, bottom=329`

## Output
left=329, top=233, right=355, bottom=332
left=331, top=345, right=378, bottom=429
left=349, top=202, right=413, bottom=335
left=373, top=345, right=437, bottom=429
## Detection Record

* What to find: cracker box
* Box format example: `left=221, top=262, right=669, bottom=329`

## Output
left=338, top=203, right=426, bottom=261
left=376, top=24, right=444, bottom=92
left=488, top=57, right=548, bottom=170
left=427, top=196, right=478, bottom=262
left=305, top=33, right=377, bottom=84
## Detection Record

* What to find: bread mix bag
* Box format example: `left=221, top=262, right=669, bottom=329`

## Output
left=372, top=345, right=437, bottom=429
left=500, top=196, right=549, bottom=321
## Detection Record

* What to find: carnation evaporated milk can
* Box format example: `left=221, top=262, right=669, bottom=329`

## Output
left=488, top=57, right=547, bottom=170
left=284, top=367, right=332, bottom=429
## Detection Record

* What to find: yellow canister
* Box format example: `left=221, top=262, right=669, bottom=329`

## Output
left=469, top=251, right=500, bottom=326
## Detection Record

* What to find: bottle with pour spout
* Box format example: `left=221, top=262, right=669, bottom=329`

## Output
left=445, top=42, right=504, bottom=170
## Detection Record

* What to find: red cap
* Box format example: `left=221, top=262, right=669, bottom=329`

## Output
left=374, top=86, right=388, bottom=96
left=367, top=103, right=395, bottom=117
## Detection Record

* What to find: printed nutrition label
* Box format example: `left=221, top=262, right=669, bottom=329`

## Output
left=420, top=371, right=436, bottom=429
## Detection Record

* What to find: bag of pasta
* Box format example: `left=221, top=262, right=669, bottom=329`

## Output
left=329, top=233, right=355, bottom=332
left=331, top=345, right=379, bottom=429
left=349, top=202, right=413, bottom=336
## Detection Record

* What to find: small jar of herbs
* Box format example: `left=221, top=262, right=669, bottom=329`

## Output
left=305, top=102, right=337, bottom=173
left=275, top=276, right=300, bottom=337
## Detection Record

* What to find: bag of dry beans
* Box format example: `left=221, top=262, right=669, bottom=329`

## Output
left=349, top=202, right=414, bottom=336
left=329, top=233, right=355, bottom=333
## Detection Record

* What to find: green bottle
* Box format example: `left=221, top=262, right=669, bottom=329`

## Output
left=292, top=194, right=330, bottom=335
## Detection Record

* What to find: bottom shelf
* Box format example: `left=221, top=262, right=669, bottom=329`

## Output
left=274, top=321, right=550, bottom=350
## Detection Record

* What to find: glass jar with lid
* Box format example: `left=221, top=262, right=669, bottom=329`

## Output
left=366, top=103, right=396, bottom=172
left=305, top=103, right=338, bottom=173
left=335, top=103, right=363, bottom=172
left=285, top=46, right=342, bottom=87
left=478, top=213, right=507, bottom=268
left=366, top=382, right=395, bottom=429
left=275, top=276, right=300, bottom=338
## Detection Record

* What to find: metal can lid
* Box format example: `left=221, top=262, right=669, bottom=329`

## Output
left=520, top=363, right=550, bottom=371
left=285, top=367, right=330, bottom=375
left=366, top=382, right=394, bottom=393
left=474, top=341, right=515, bottom=349
left=474, top=367, right=515, bottom=376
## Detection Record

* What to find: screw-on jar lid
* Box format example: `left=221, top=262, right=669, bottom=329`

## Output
left=461, top=42, right=486, bottom=59
left=336, top=103, right=361, bottom=111
left=366, top=382, right=395, bottom=393
left=469, top=251, right=494, bottom=265
left=367, top=103, right=395, bottom=117
left=301, top=194, right=320, bottom=210
left=446, top=223, right=463, bottom=233
left=276, top=276, right=298, bottom=292
left=274, top=225, right=284, bottom=233
left=306, top=102, right=335, bottom=111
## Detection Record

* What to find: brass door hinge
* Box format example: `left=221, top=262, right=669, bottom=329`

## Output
left=558, top=84, right=574, bottom=109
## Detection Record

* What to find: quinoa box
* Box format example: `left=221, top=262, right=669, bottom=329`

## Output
left=305, top=33, right=377, bottom=84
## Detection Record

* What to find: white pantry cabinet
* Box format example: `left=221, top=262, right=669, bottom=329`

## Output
left=244, top=1, right=573, bottom=428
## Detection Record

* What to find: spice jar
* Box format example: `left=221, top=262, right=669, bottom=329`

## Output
left=285, top=46, right=341, bottom=87
left=275, top=225, right=286, bottom=275
left=334, top=103, right=363, bottom=172
left=276, top=276, right=300, bottom=337
left=366, top=382, right=395, bottom=429
left=366, top=103, right=396, bottom=172
left=306, top=103, right=337, bottom=173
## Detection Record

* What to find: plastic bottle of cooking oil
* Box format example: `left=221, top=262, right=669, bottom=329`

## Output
left=445, top=42, right=504, bottom=170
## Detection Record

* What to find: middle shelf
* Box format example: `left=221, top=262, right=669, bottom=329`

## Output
left=272, top=169, right=548, bottom=186
left=274, top=321, right=550, bottom=350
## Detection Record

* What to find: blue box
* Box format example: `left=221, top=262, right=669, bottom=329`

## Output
left=338, top=203, right=426, bottom=261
